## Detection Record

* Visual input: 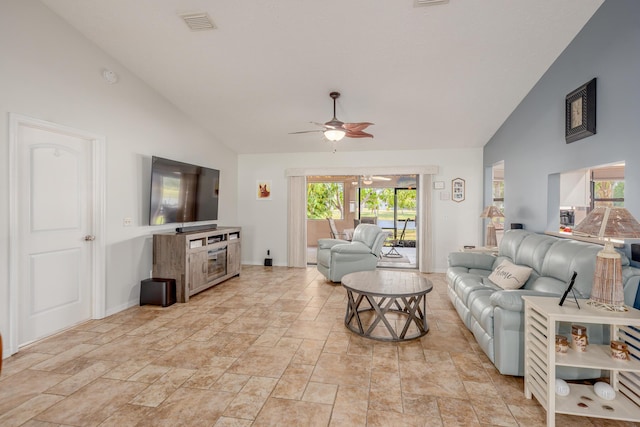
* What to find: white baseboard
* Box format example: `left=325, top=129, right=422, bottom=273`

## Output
left=104, top=299, right=139, bottom=318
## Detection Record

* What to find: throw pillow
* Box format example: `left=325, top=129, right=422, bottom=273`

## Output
left=489, top=260, right=532, bottom=290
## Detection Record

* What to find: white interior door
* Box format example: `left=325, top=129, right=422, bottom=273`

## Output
left=16, top=123, right=94, bottom=346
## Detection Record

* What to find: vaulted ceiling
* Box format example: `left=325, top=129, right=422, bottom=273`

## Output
left=41, top=0, right=603, bottom=154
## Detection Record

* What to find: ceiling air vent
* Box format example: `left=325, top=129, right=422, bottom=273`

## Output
left=414, top=0, right=449, bottom=7
left=180, top=12, right=216, bottom=31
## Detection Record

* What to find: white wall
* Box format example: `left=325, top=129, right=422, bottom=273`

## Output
left=0, top=0, right=238, bottom=352
left=484, top=1, right=640, bottom=231
left=560, top=169, right=590, bottom=208
left=237, top=148, right=484, bottom=272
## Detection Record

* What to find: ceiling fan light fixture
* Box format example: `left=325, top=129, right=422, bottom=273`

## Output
left=324, top=128, right=346, bottom=141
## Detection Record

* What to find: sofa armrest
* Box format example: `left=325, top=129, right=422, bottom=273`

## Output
left=318, top=238, right=349, bottom=250
left=490, top=289, right=562, bottom=312
left=331, top=242, right=376, bottom=256
left=448, top=252, right=496, bottom=270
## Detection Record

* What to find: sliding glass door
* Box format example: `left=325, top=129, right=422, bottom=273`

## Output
left=305, top=174, right=418, bottom=268
left=356, top=176, right=417, bottom=268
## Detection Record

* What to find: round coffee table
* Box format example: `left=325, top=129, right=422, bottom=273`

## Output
left=341, top=270, right=433, bottom=341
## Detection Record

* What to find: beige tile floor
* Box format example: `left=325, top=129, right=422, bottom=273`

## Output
left=0, top=266, right=636, bottom=426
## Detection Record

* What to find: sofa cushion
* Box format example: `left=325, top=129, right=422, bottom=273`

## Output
left=490, top=289, right=557, bottom=312
left=455, top=276, right=499, bottom=305
left=448, top=252, right=496, bottom=270
left=539, top=239, right=601, bottom=298
left=446, top=267, right=469, bottom=287
left=498, top=230, right=532, bottom=260
left=489, top=260, right=533, bottom=289
left=514, top=234, right=556, bottom=274
left=352, top=224, right=384, bottom=248
left=526, top=276, right=566, bottom=295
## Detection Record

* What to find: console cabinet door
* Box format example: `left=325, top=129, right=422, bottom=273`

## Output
left=227, top=241, right=241, bottom=276
left=188, top=250, right=208, bottom=293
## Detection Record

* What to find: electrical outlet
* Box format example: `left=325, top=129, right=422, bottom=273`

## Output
left=123, top=217, right=133, bottom=226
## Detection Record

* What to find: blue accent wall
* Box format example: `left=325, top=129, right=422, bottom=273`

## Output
left=484, top=0, right=640, bottom=232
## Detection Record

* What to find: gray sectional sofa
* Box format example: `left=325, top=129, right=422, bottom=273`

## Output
left=447, top=229, right=640, bottom=376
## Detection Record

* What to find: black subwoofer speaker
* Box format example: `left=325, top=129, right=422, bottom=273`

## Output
left=140, top=278, right=176, bottom=307
left=631, top=244, right=640, bottom=263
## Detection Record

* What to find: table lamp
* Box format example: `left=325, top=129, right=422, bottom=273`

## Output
left=480, top=206, right=504, bottom=247
left=572, top=207, right=640, bottom=311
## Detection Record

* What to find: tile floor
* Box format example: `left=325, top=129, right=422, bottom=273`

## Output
left=0, top=266, right=635, bottom=426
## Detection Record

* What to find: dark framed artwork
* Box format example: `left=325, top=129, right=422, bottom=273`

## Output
left=565, top=78, right=596, bottom=143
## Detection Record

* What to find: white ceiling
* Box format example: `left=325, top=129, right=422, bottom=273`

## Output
left=41, top=0, right=603, bottom=154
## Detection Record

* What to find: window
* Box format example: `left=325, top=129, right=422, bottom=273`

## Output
left=559, top=162, right=624, bottom=230
left=307, top=182, right=344, bottom=219
left=591, top=163, right=625, bottom=208
left=592, top=180, right=624, bottom=208
left=492, top=180, right=504, bottom=210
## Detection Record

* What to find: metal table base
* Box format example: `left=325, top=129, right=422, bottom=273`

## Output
left=341, top=270, right=432, bottom=342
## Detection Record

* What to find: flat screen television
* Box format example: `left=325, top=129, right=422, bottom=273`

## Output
left=149, top=156, right=220, bottom=226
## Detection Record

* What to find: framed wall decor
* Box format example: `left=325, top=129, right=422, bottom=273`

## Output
left=452, top=178, right=465, bottom=202
left=565, top=78, right=596, bottom=144
left=256, top=180, right=272, bottom=200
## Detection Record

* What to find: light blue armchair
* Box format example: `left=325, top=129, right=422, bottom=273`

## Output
left=316, top=224, right=389, bottom=282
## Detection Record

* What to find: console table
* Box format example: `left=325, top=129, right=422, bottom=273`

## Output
left=341, top=270, right=432, bottom=341
left=152, top=227, right=241, bottom=302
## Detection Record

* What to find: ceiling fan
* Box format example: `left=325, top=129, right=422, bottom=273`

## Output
left=353, top=175, right=392, bottom=185
left=289, top=92, right=374, bottom=141
left=361, top=175, right=391, bottom=185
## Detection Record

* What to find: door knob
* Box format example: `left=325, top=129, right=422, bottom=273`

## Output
left=84, top=235, right=96, bottom=241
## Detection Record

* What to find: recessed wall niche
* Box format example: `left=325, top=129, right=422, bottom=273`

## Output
left=559, top=162, right=625, bottom=232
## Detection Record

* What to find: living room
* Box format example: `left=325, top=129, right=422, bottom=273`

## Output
left=2, top=0, right=640, bottom=424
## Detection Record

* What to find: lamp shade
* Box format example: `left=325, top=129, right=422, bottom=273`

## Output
left=572, top=207, right=640, bottom=239
left=480, top=206, right=503, bottom=247
left=480, top=206, right=504, bottom=219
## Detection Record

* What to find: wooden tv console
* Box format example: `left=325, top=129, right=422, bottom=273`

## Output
left=152, top=227, right=241, bottom=303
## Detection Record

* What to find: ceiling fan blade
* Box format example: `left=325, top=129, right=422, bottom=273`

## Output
left=288, top=130, right=323, bottom=135
left=372, top=176, right=391, bottom=181
left=344, top=122, right=374, bottom=132
left=345, top=129, right=374, bottom=138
